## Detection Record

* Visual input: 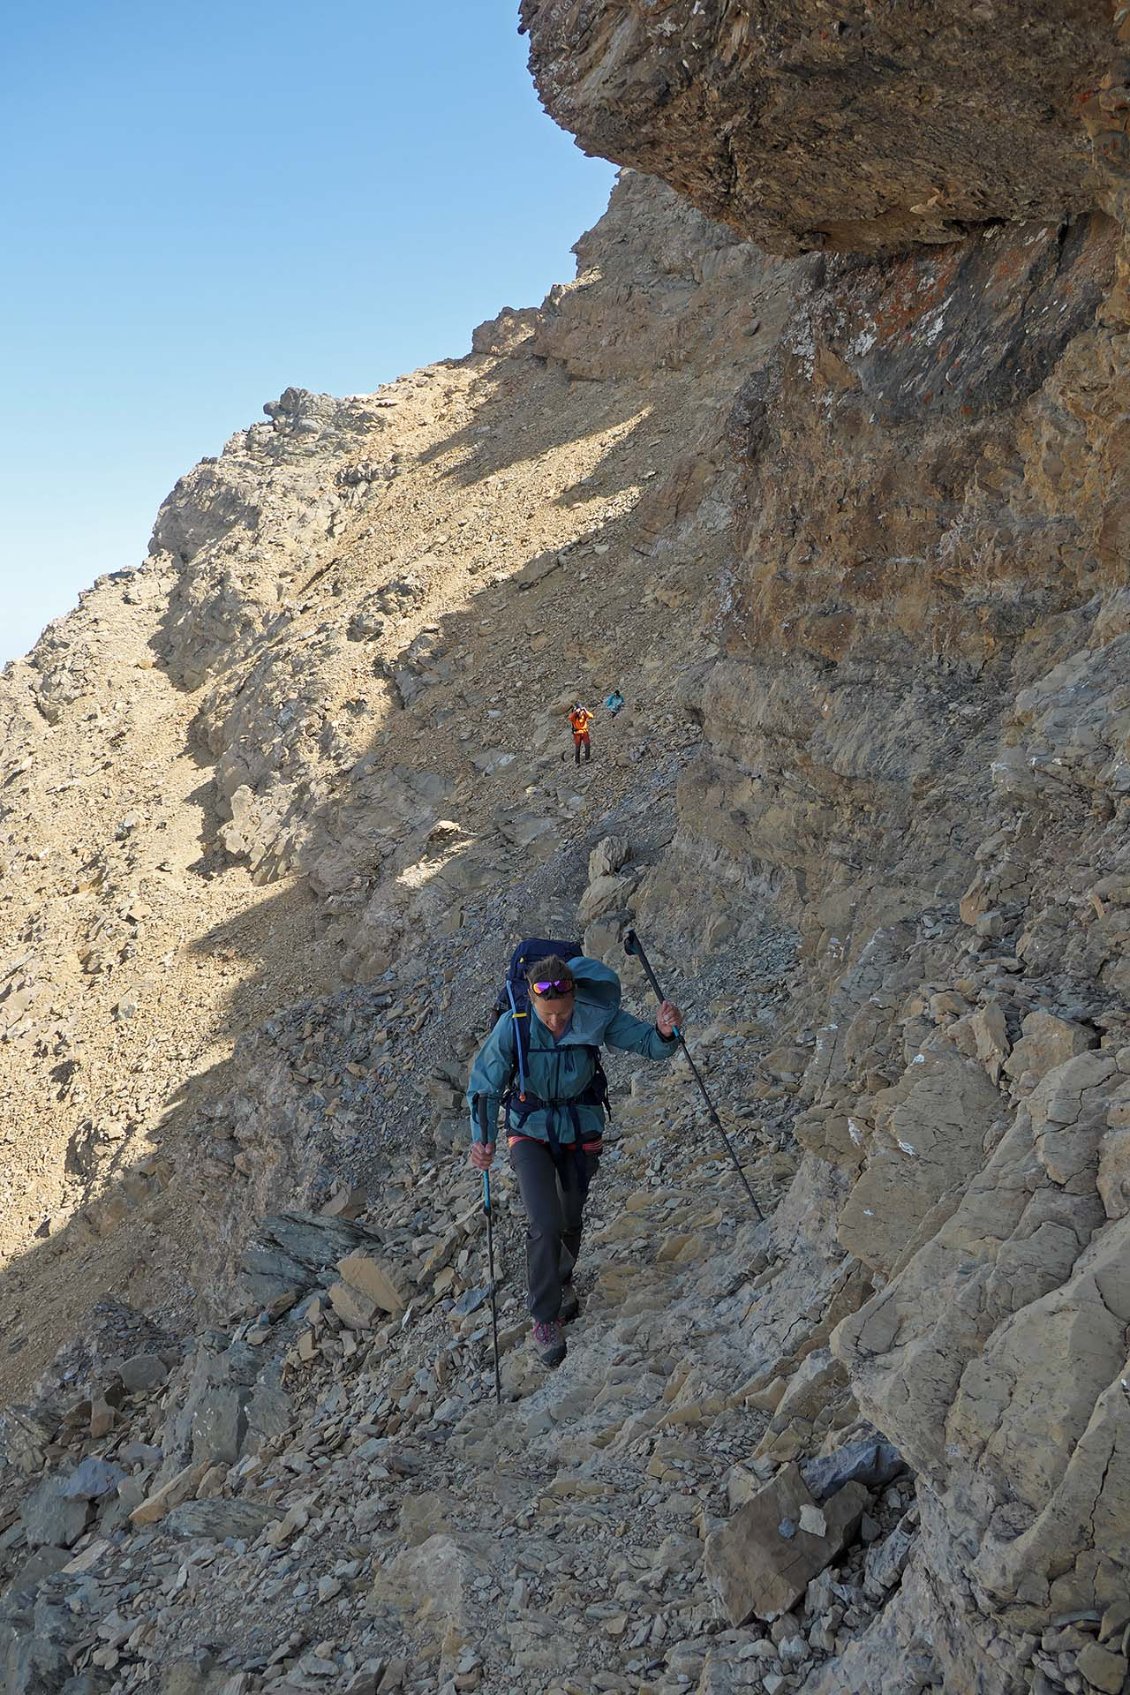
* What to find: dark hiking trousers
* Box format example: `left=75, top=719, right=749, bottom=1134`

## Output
left=509, top=1137, right=598, bottom=1322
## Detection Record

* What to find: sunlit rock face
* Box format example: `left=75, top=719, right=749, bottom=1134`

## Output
left=520, top=0, right=1113, bottom=253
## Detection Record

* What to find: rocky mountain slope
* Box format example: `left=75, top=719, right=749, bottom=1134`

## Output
left=2, top=5, right=1129, bottom=1692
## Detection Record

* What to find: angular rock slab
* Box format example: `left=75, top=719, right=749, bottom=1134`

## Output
left=801, top=1436, right=905, bottom=1503
left=328, top=1279, right=380, bottom=1330
left=61, top=1457, right=125, bottom=1501
left=0, top=1407, right=55, bottom=1477
left=370, top=1532, right=492, bottom=1643
left=19, top=1476, right=90, bottom=1549
left=337, top=1251, right=406, bottom=1316
left=164, top=1498, right=278, bottom=1541
left=118, top=1352, right=170, bottom=1393
left=704, top=1462, right=868, bottom=1624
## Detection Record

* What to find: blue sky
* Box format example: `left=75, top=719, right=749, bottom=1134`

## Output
left=0, top=2, right=615, bottom=665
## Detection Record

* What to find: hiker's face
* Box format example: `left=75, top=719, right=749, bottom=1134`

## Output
left=532, top=984, right=574, bottom=1036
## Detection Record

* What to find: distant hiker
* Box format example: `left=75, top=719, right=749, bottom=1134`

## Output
left=568, top=703, right=594, bottom=764
left=468, top=948, right=681, bottom=1367
left=604, top=689, right=624, bottom=715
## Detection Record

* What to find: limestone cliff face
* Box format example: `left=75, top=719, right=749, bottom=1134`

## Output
left=520, top=0, right=1113, bottom=253
left=631, top=218, right=1130, bottom=1688
left=523, top=5, right=1130, bottom=1691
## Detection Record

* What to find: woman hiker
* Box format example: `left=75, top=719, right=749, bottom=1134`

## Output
left=467, top=952, right=681, bottom=1366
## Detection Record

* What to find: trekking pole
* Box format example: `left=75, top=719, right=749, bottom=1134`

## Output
left=623, top=929, right=763, bottom=1222
left=476, top=1097, right=503, bottom=1405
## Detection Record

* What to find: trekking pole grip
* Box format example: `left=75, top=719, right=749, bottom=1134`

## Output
left=624, top=929, right=664, bottom=1001
left=624, top=929, right=682, bottom=1038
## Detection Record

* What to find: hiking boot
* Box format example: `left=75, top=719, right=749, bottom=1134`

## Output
left=559, top=1284, right=580, bottom=1324
left=532, top=1318, right=567, bottom=1368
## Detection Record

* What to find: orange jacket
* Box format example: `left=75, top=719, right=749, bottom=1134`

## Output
left=569, top=708, right=593, bottom=735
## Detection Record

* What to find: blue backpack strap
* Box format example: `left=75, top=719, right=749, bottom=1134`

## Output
left=505, top=979, right=530, bottom=1101
left=498, top=937, right=588, bottom=1127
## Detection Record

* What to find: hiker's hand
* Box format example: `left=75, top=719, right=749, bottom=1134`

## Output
left=657, top=1001, right=682, bottom=1039
left=469, top=1141, right=495, bottom=1171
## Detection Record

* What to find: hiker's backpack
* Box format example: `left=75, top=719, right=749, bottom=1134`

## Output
left=489, top=937, right=611, bottom=1132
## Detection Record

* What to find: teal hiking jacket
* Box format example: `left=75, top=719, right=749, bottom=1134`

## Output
left=467, top=955, right=677, bottom=1146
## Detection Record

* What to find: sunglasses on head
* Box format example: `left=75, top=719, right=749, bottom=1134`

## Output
left=531, top=979, right=574, bottom=998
